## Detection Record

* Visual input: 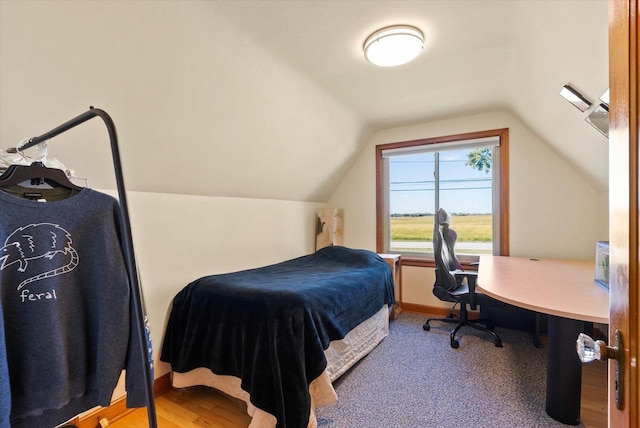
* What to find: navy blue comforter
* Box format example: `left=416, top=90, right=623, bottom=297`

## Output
left=160, top=246, right=394, bottom=428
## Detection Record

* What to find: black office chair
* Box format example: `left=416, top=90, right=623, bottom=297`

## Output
left=423, top=208, right=503, bottom=348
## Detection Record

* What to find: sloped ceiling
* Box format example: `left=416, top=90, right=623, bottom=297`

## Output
left=215, top=0, right=609, bottom=190
left=0, top=1, right=609, bottom=200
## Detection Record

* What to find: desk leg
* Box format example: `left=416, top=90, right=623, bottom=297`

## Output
left=545, top=315, right=584, bottom=426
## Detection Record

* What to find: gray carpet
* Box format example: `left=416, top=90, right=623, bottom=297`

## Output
left=315, top=312, right=582, bottom=427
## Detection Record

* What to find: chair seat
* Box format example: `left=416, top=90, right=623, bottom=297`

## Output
left=449, top=284, right=469, bottom=297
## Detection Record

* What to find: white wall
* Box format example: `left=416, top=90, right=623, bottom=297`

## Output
left=329, top=111, right=608, bottom=309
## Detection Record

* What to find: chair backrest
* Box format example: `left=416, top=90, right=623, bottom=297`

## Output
left=433, top=208, right=463, bottom=291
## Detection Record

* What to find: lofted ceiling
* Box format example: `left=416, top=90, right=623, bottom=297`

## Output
left=0, top=1, right=609, bottom=199
left=214, top=0, right=609, bottom=190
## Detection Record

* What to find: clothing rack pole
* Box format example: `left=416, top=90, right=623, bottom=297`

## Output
left=20, top=107, right=158, bottom=428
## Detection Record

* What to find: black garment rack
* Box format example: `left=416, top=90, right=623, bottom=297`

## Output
left=18, top=107, right=158, bottom=427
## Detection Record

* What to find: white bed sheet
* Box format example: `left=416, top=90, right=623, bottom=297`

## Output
left=171, top=304, right=390, bottom=428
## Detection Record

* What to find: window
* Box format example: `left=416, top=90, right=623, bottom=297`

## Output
left=376, top=129, right=509, bottom=266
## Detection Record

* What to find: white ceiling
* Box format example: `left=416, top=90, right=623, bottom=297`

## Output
left=0, top=1, right=609, bottom=198
left=215, top=0, right=609, bottom=190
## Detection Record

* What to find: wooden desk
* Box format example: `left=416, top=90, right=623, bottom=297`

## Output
left=477, top=256, right=609, bottom=426
left=378, top=254, right=402, bottom=319
left=477, top=256, right=608, bottom=323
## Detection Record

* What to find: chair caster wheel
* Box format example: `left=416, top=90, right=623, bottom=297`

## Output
left=495, top=340, right=503, bottom=348
left=423, top=323, right=430, bottom=331
left=450, top=339, right=459, bottom=349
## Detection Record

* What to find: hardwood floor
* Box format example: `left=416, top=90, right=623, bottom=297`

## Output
left=108, top=387, right=251, bottom=428
left=581, top=360, right=608, bottom=428
left=109, top=360, right=608, bottom=428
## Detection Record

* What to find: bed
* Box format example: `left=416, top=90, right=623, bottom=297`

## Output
left=160, top=246, right=395, bottom=428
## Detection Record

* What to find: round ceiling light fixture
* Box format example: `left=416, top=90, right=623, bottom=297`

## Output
left=363, top=25, right=424, bottom=67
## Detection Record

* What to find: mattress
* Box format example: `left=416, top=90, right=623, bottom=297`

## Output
left=171, top=304, right=390, bottom=427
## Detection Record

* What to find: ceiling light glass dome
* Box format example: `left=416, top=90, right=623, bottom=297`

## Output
left=363, top=25, right=424, bottom=67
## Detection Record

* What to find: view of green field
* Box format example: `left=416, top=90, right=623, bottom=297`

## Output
left=390, top=214, right=492, bottom=242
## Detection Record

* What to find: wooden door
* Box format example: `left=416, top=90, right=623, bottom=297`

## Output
left=608, top=0, right=638, bottom=426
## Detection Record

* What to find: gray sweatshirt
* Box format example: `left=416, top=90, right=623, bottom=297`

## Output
left=0, top=188, right=150, bottom=428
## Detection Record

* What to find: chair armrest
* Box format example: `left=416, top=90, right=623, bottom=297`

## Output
left=452, top=270, right=479, bottom=310
left=452, top=269, right=478, bottom=277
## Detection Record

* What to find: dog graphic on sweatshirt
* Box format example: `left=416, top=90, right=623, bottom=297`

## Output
left=0, top=223, right=79, bottom=290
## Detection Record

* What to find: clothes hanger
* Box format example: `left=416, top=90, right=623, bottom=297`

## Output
left=0, top=140, right=82, bottom=191
left=0, top=161, right=82, bottom=190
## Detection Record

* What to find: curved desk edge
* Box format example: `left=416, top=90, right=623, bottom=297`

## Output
left=476, top=255, right=609, bottom=324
